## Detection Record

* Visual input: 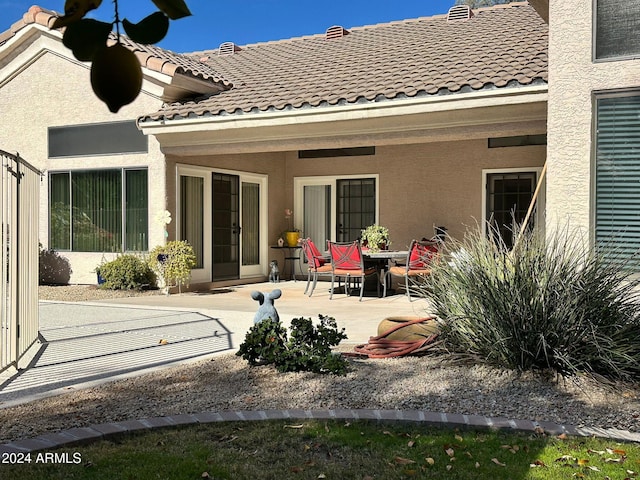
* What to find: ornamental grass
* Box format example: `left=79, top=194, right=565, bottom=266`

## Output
left=418, top=223, right=640, bottom=380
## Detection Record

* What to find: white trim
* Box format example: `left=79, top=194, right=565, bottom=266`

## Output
left=481, top=167, right=545, bottom=236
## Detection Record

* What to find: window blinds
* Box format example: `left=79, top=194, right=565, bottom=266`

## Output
left=595, top=94, right=640, bottom=265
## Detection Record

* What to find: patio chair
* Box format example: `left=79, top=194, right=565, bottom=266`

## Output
left=328, top=240, right=379, bottom=301
left=383, top=239, right=439, bottom=301
left=300, top=238, right=332, bottom=297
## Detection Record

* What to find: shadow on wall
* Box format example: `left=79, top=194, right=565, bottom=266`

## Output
left=39, top=246, right=72, bottom=285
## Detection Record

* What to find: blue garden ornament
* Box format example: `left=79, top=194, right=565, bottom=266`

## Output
left=251, top=289, right=282, bottom=324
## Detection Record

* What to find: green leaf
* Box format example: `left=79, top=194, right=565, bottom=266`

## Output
left=150, top=0, right=192, bottom=20
left=123, top=12, right=169, bottom=45
left=62, top=19, right=112, bottom=62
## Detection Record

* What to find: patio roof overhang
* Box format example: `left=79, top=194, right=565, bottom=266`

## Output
left=138, top=85, right=548, bottom=156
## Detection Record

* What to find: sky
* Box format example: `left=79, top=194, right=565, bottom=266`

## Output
left=1, top=0, right=458, bottom=53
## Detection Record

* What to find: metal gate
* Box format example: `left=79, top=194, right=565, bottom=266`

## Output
left=1, top=150, right=41, bottom=374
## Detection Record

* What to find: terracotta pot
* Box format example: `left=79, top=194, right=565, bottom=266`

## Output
left=285, top=231, right=300, bottom=247
left=377, top=316, right=439, bottom=341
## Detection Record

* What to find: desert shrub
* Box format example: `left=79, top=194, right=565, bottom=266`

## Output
left=148, top=240, right=197, bottom=292
left=418, top=223, right=640, bottom=380
left=39, top=243, right=72, bottom=285
left=97, top=254, right=155, bottom=290
left=237, top=315, right=349, bottom=375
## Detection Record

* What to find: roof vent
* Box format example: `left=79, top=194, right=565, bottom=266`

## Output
left=325, top=25, right=350, bottom=40
left=218, top=42, right=241, bottom=56
left=447, top=5, right=474, bottom=21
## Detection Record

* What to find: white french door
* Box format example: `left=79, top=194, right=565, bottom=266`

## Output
left=177, top=165, right=267, bottom=282
left=294, top=175, right=379, bottom=251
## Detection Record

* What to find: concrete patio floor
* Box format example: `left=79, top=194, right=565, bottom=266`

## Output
left=0, top=280, right=433, bottom=407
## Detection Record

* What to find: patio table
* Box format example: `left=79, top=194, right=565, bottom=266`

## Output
left=362, top=250, right=409, bottom=296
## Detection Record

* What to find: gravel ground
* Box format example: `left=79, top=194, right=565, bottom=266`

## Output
left=1, top=351, right=639, bottom=444
left=0, top=286, right=637, bottom=444
left=39, top=285, right=163, bottom=302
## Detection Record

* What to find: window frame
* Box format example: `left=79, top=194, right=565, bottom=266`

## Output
left=48, top=167, right=149, bottom=253
left=592, top=90, right=640, bottom=265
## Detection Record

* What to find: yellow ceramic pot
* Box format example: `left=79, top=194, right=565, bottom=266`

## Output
left=285, top=231, right=300, bottom=247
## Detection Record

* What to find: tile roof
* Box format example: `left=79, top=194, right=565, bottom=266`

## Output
left=0, top=6, right=232, bottom=90
left=141, top=2, right=548, bottom=122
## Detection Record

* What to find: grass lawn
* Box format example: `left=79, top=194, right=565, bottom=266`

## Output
left=1, top=420, right=638, bottom=479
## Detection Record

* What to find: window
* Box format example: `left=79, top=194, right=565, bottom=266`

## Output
left=595, top=94, right=640, bottom=266
left=48, top=121, right=148, bottom=158
left=298, top=146, right=375, bottom=158
left=488, top=135, right=547, bottom=148
left=595, top=0, right=640, bottom=60
left=49, top=169, right=148, bottom=252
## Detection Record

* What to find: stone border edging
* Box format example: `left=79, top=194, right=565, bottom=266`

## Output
left=2, top=409, right=639, bottom=454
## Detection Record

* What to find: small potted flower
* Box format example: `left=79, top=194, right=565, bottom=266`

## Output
left=360, top=224, right=390, bottom=253
left=283, top=208, right=302, bottom=246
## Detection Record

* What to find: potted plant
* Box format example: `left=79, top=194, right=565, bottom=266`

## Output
left=283, top=208, right=302, bottom=246
left=94, top=254, right=108, bottom=285
left=360, top=224, right=390, bottom=253
left=148, top=240, right=197, bottom=294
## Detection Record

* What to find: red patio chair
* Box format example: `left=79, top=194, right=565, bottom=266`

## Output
left=328, top=240, right=379, bottom=301
left=383, top=239, right=439, bottom=301
left=300, top=238, right=332, bottom=297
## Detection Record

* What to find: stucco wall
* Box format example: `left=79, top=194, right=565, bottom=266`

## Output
left=168, top=139, right=546, bottom=258
left=288, top=140, right=546, bottom=248
left=0, top=35, right=167, bottom=284
left=546, top=0, right=640, bottom=237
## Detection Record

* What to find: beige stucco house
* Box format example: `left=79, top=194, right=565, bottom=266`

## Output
left=1, top=2, right=552, bottom=286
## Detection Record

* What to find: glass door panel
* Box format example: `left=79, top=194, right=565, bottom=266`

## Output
left=180, top=175, right=204, bottom=268
left=303, top=184, right=331, bottom=252
left=336, top=178, right=376, bottom=242
left=486, top=172, right=536, bottom=248
left=212, top=173, right=240, bottom=280
left=242, top=182, right=260, bottom=267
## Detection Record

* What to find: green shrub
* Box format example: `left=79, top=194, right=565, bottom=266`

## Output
left=148, top=240, right=197, bottom=292
left=418, top=223, right=640, bottom=381
left=97, top=254, right=155, bottom=290
left=237, top=315, right=349, bottom=375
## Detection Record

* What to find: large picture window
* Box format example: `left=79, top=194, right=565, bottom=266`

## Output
left=595, top=94, right=640, bottom=266
left=49, top=169, right=148, bottom=252
left=595, top=0, right=640, bottom=60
